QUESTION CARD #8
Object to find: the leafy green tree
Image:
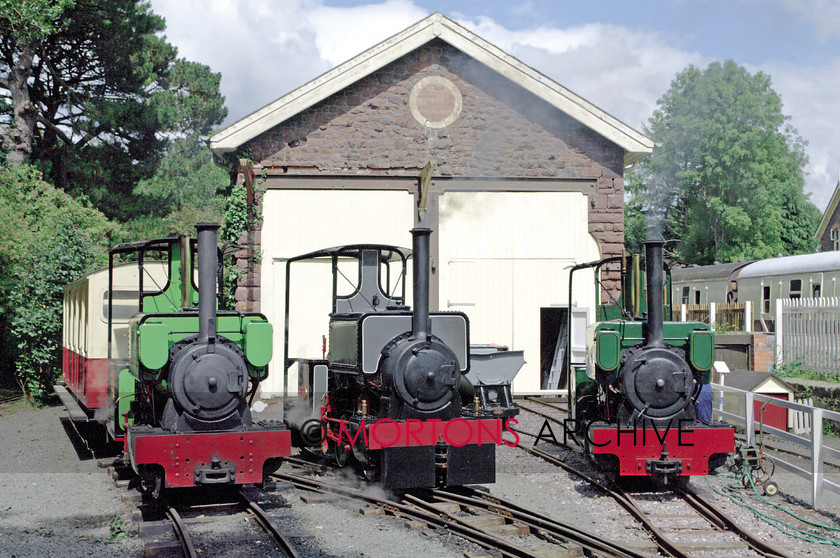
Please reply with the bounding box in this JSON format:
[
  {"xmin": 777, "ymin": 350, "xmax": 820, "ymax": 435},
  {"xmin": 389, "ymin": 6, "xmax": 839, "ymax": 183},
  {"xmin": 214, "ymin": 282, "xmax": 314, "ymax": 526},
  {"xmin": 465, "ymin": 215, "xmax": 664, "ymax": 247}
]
[
  {"xmin": 0, "ymin": 0, "xmax": 75, "ymax": 163},
  {"xmin": 626, "ymin": 60, "xmax": 820, "ymax": 264},
  {"xmin": 0, "ymin": 162, "xmax": 116, "ymax": 402},
  {"xmin": 0, "ymin": 0, "xmax": 227, "ymax": 220},
  {"xmin": 129, "ymin": 133, "xmax": 229, "ymax": 238}
]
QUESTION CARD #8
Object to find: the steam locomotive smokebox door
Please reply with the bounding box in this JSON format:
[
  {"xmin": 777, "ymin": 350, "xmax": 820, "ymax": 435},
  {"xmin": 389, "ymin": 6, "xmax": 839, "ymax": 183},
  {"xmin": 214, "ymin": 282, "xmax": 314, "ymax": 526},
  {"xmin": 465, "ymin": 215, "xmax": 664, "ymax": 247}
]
[
  {"xmin": 382, "ymin": 446, "xmax": 436, "ymax": 489},
  {"xmin": 447, "ymin": 444, "xmax": 495, "ymax": 486}
]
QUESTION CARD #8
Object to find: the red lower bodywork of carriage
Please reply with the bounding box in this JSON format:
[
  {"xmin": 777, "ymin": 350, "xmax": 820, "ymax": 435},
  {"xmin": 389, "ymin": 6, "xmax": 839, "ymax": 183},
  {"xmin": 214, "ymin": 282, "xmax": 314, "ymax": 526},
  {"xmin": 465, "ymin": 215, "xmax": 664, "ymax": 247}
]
[{"xmin": 62, "ymin": 347, "xmax": 108, "ymax": 410}]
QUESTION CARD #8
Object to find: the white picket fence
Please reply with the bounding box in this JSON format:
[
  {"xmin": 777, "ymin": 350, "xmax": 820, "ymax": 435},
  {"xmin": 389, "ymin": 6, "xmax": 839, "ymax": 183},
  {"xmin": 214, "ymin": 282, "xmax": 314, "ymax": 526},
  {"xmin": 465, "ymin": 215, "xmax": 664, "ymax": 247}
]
[
  {"xmin": 793, "ymin": 397, "xmax": 814, "ymax": 435},
  {"xmin": 776, "ymin": 297, "xmax": 840, "ymax": 375}
]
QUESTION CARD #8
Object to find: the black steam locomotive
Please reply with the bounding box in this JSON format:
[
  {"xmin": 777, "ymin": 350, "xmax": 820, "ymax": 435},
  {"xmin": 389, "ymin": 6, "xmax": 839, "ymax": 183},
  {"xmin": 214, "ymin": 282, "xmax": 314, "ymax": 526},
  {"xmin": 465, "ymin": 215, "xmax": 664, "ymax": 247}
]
[
  {"xmin": 284, "ymin": 228, "xmax": 512, "ymax": 489},
  {"xmin": 568, "ymin": 239, "xmax": 734, "ymax": 486}
]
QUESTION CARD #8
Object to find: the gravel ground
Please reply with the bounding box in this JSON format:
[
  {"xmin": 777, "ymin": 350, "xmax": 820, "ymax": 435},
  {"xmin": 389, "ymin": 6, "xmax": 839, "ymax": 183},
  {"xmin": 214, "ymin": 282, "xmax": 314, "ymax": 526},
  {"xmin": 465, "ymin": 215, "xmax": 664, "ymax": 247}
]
[
  {"xmin": 0, "ymin": 402, "xmax": 142, "ymax": 558},
  {"xmin": 5, "ymin": 397, "xmax": 840, "ymax": 558},
  {"xmin": 511, "ymin": 404, "xmax": 840, "ymax": 557}
]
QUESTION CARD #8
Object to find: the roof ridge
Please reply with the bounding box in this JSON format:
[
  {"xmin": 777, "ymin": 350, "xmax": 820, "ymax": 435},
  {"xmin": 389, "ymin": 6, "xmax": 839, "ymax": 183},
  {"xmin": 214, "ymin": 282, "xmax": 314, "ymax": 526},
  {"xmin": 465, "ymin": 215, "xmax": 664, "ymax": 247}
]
[{"xmin": 208, "ymin": 12, "xmax": 653, "ymax": 163}]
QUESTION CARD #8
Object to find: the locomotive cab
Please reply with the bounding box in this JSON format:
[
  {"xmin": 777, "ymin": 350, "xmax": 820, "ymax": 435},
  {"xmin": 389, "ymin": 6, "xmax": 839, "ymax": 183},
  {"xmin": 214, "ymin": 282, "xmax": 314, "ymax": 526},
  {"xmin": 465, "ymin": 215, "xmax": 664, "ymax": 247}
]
[{"xmin": 285, "ymin": 228, "xmax": 507, "ymax": 489}]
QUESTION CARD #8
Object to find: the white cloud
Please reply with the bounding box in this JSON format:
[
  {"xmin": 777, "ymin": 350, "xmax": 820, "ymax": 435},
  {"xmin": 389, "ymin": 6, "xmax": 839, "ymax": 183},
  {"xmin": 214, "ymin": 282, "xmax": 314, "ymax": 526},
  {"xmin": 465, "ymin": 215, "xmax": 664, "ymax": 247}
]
[
  {"xmin": 452, "ymin": 16, "xmax": 707, "ymax": 137},
  {"xmin": 150, "ymin": 0, "xmax": 838, "ymax": 210},
  {"xmin": 778, "ymin": 0, "xmax": 840, "ymax": 40},
  {"xmin": 151, "ymin": 0, "xmax": 332, "ymax": 124},
  {"xmin": 307, "ymin": 0, "xmax": 429, "ymax": 66},
  {"xmin": 761, "ymin": 58, "xmax": 840, "ymax": 209}
]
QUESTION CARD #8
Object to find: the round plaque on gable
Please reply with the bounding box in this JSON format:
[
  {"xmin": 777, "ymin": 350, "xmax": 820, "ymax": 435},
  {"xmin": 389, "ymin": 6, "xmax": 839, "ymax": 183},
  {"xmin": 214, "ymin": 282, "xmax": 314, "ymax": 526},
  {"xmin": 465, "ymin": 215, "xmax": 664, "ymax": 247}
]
[{"xmin": 409, "ymin": 76, "xmax": 462, "ymax": 129}]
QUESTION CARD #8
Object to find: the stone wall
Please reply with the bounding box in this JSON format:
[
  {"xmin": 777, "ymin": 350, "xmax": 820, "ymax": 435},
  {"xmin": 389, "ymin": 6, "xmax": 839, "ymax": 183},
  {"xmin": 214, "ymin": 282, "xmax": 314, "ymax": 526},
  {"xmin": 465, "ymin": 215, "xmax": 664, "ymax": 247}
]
[{"xmin": 235, "ymin": 39, "xmax": 626, "ymax": 309}]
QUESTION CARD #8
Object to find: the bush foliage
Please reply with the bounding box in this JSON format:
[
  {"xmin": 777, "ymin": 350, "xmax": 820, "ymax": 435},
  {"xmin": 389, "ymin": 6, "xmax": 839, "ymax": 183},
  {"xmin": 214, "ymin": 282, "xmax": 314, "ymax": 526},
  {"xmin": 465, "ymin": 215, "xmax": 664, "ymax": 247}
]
[{"xmin": 0, "ymin": 163, "xmax": 117, "ymax": 403}]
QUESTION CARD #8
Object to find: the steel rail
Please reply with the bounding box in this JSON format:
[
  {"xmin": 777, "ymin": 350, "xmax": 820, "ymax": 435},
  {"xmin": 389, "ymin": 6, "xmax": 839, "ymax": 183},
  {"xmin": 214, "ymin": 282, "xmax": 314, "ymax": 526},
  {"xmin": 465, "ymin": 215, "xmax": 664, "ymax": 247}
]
[
  {"xmin": 239, "ymin": 491, "xmax": 301, "ymax": 558},
  {"xmin": 431, "ymin": 486, "xmax": 649, "ymax": 558},
  {"xmin": 679, "ymin": 486, "xmax": 790, "ymax": 558},
  {"xmin": 0, "ymin": 394, "xmax": 24, "ymax": 405},
  {"xmin": 516, "ymin": 442, "xmax": 689, "ymax": 558},
  {"xmin": 517, "ymin": 439, "xmax": 790, "ymax": 558},
  {"xmin": 516, "ymin": 401, "xmax": 568, "ymax": 427},
  {"xmin": 282, "ymin": 455, "xmax": 328, "ymax": 472},
  {"xmin": 401, "ymin": 493, "xmax": 550, "ymax": 558},
  {"xmin": 166, "ymin": 507, "xmax": 197, "ymax": 558},
  {"xmin": 283, "ymin": 452, "xmax": 638, "ymax": 556},
  {"xmin": 272, "ymin": 471, "xmax": 547, "ymax": 558},
  {"xmin": 522, "ymin": 396, "xmax": 569, "ymax": 415}
]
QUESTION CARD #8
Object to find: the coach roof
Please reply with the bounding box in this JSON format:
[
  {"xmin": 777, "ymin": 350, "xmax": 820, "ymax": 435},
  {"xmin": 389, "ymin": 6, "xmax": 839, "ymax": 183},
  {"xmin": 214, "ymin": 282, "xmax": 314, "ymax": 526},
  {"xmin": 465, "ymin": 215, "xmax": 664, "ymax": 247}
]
[
  {"xmin": 670, "ymin": 261, "xmax": 753, "ymax": 283},
  {"xmin": 737, "ymin": 251, "xmax": 840, "ymax": 278}
]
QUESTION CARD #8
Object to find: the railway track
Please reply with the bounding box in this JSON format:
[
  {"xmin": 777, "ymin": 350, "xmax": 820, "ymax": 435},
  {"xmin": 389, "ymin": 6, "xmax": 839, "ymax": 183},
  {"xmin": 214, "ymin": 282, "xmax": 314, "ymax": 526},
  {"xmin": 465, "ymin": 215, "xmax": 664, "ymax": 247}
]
[
  {"xmin": 139, "ymin": 487, "xmax": 300, "ymax": 557},
  {"xmin": 514, "ymin": 405, "xmax": 790, "ymax": 557},
  {"xmin": 272, "ymin": 467, "xmax": 649, "ymax": 558},
  {"xmin": 522, "ymin": 396, "xmax": 569, "ymax": 414},
  {"xmin": 0, "ymin": 393, "xmax": 24, "ymax": 405}
]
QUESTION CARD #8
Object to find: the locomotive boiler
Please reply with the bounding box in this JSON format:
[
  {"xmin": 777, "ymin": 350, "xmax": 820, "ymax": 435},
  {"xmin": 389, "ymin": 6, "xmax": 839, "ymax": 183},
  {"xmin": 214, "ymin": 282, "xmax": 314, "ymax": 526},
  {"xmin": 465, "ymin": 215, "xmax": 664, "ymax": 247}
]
[
  {"xmin": 284, "ymin": 227, "xmax": 513, "ymax": 489},
  {"xmin": 60, "ymin": 224, "xmax": 290, "ymax": 495},
  {"xmin": 568, "ymin": 239, "xmax": 734, "ymax": 486}
]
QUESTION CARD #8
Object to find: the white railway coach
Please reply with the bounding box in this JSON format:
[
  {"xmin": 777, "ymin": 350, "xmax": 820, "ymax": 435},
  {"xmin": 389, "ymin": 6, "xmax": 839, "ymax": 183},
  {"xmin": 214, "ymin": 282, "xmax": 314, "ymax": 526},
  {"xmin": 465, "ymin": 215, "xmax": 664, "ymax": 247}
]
[
  {"xmin": 671, "ymin": 251, "xmax": 840, "ymax": 331},
  {"xmin": 62, "ymin": 262, "xmax": 169, "ymax": 412}
]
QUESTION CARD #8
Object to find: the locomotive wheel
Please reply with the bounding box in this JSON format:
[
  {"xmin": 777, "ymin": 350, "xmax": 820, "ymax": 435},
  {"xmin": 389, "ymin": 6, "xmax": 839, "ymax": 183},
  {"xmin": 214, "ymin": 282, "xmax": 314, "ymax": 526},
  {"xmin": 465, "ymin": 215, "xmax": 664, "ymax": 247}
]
[
  {"xmin": 360, "ymin": 455, "xmax": 380, "ymax": 482},
  {"xmin": 763, "ymin": 481, "xmax": 779, "ymax": 497},
  {"xmin": 334, "ymin": 441, "xmax": 350, "ymax": 467},
  {"xmin": 139, "ymin": 467, "xmax": 163, "ymax": 500},
  {"xmin": 334, "ymin": 415, "xmax": 352, "ymax": 467}
]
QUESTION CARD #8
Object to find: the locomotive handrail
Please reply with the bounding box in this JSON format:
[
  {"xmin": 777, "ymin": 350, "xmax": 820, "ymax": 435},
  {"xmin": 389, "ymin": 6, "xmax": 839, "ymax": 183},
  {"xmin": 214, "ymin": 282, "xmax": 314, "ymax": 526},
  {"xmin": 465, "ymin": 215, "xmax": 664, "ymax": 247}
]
[
  {"xmin": 712, "ymin": 382, "xmax": 840, "ymax": 509},
  {"xmin": 282, "ymin": 242, "xmax": 413, "ymax": 395}
]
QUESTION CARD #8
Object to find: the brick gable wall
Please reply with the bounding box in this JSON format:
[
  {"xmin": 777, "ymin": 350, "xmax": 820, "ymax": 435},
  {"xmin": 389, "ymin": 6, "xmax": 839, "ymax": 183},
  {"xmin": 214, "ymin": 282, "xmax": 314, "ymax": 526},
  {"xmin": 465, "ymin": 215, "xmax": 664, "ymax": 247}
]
[{"xmin": 819, "ymin": 205, "xmax": 840, "ymax": 252}]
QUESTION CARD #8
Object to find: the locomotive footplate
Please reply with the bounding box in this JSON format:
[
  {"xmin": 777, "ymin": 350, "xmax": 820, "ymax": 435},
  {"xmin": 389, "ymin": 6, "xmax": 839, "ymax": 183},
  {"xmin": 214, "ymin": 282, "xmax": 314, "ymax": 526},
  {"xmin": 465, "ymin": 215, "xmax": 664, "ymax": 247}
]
[{"xmin": 127, "ymin": 422, "xmax": 291, "ymax": 488}]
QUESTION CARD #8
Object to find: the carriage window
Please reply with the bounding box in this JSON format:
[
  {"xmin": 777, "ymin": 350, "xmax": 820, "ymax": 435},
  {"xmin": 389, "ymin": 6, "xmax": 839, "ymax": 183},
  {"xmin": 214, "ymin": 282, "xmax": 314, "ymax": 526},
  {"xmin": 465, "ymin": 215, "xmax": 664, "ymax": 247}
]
[
  {"xmin": 694, "ymin": 290, "xmax": 700, "ymax": 304},
  {"xmin": 813, "ymin": 284, "xmax": 821, "ymax": 298},
  {"xmin": 103, "ymin": 290, "xmax": 141, "ymax": 321},
  {"xmin": 681, "ymin": 287, "xmax": 689, "ymax": 305},
  {"xmin": 762, "ymin": 286, "xmax": 770, "ymax": 313},
  {"xmin": 789, "ymin": 279, "xmax": 801, "ymax": 299}
]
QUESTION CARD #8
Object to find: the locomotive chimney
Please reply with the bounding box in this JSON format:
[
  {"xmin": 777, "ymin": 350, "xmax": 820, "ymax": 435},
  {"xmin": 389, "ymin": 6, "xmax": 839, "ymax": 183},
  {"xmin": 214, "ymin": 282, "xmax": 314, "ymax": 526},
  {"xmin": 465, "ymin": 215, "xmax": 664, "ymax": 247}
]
[
  {"xmin": 196, "ymin": 223, "xmax": 220, "ymax": 345},
  {"xmin": 644, "ymin": 238, "xmax": 666, "ymax": 349},
  {"xmin": 410, "ymin": 227, "xmax": 432, "ymax": 340}
]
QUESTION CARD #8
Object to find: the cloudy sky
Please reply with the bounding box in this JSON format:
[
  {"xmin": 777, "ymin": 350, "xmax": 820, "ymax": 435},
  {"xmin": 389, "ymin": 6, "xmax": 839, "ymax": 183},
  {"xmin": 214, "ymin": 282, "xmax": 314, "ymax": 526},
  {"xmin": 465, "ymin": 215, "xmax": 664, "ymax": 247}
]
[{"xmin": 149, "ymin": 0, "xmax": 840, "ymax": 211}]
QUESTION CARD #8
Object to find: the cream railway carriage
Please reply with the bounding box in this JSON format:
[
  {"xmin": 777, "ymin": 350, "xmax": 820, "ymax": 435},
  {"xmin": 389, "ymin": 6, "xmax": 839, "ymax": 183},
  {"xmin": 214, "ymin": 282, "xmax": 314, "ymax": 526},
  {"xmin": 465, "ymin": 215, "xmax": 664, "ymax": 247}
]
[
  {"xmin": 670, "ymin": 251, "xmax": 840, "ymax": 331},
  {"xmin": 62, "ymin": 262, "xmax": 169, "ymax": 411}
]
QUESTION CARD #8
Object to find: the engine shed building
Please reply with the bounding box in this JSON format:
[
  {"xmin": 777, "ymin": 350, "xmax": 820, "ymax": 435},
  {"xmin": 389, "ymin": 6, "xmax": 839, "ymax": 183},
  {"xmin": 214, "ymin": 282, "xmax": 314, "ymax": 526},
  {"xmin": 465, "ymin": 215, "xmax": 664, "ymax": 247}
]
[
  {"xmin": 815, "ymin": 173, "xmax": 840, "ymax": 252},
  {"xmin": 208, "ymin": 13, "xmax": 653, "ymax": 396}
]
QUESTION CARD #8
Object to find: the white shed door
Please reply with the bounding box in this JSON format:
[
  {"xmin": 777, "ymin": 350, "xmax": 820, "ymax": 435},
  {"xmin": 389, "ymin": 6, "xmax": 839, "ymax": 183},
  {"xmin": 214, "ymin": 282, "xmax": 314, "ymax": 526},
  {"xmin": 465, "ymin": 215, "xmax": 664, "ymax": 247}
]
[
  {"xmin": 259, "ymin": 189, "xmax": 416, "ymax": 397},
  {"xmin": 439, "ymin": 191, "xmax": 600, "ymax": 393}
]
